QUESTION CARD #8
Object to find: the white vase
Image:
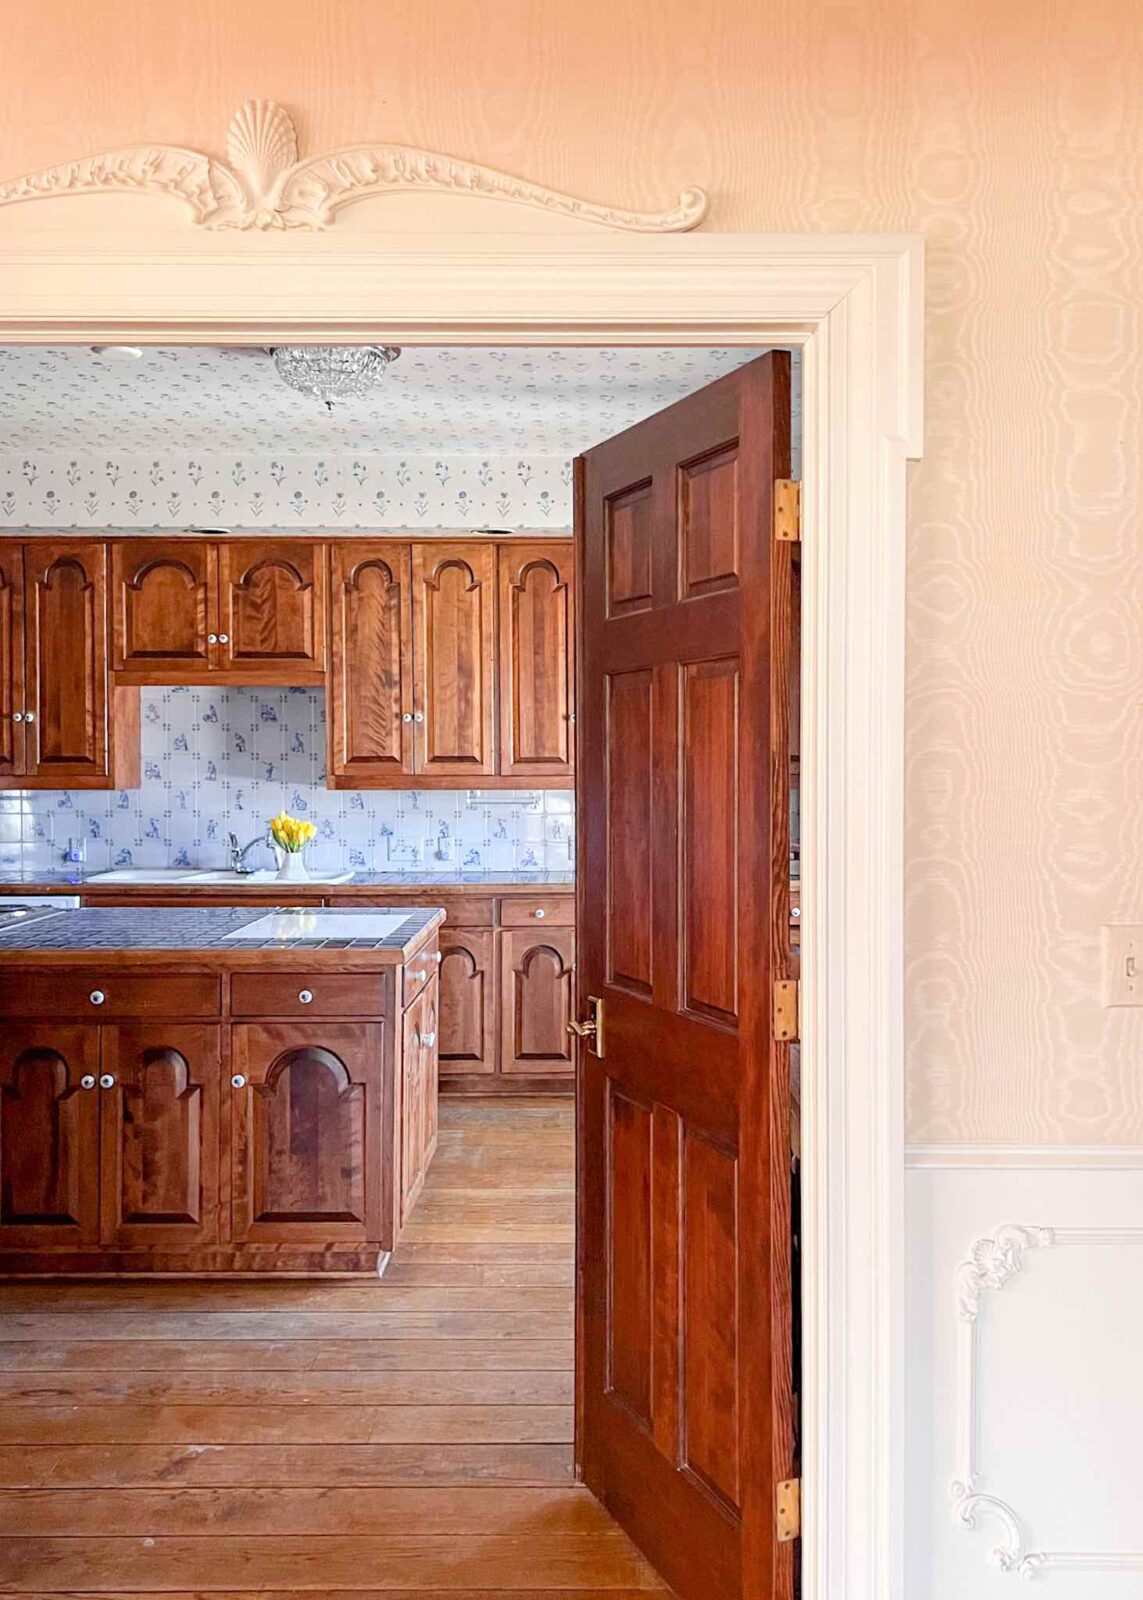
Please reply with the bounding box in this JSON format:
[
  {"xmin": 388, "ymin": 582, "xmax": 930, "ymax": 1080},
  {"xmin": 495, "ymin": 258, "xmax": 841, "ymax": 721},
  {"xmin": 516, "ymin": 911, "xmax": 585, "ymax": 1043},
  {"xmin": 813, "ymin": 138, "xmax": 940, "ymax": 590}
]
[{"xmin": 277, "ymin": 851, "xmax": 310, "ymax": 883}]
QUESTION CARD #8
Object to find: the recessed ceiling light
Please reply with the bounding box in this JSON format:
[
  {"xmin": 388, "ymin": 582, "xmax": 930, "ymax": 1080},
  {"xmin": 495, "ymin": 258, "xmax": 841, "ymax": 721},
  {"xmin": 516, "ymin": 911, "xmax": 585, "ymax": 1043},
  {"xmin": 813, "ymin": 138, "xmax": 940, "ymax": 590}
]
[{"xmin": 89, "ymin": 345, "xmax": 145, "ymax": 359}]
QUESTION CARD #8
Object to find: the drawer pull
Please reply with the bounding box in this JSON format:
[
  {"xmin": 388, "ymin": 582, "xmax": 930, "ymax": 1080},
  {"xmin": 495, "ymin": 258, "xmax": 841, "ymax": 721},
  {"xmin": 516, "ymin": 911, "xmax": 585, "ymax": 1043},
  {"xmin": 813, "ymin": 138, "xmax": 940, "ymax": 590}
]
[
  {"xmin": 80, "ymin": 1074, "xmax": 96, "ymax": 1090},
  {"xmin": 423, "ymin": 1030, "xmax": 437, "ymax": 1048},
  {"xmin": 24, "ymin": 712, "xmax": 34, "ymax": 724},
  {"xmin": 298, "ymin": 989, "xmax": 314, "ymax": 1005},
  {"xmin": 434, "ymin": 950, "xmax": 442, "ymax": 964},
  {"xmin": 534, "ymin": 908, "xmax": 546, "ymax": 919},
  {"xmin": 218, "ymin": 633, "xmax": 230, "ymax": 644},
  {"xmin": 413, "ymin": 711, "xmax": 424, "ymax": 723},
  {"xmin": 231, "ymin": 1073, "xmax": 247, "ymax": 1089},
  {"xmin": 89, "ymin": 989, "xmax": 106, "ymax": 1006},
  {"xmin": 98, "ymin": 1073, "xmax": 115, "ymax": 1089},
  {"xmin": 402, "ymin": 712, "xmax": 413, "ymax": 723},
  {"xmin": 11, "ymin": 712, "xmax": 22, "ymax": 723},
  {"xmin": 207, "ymin": 633, "xmax": 218, "ymax": 644}
]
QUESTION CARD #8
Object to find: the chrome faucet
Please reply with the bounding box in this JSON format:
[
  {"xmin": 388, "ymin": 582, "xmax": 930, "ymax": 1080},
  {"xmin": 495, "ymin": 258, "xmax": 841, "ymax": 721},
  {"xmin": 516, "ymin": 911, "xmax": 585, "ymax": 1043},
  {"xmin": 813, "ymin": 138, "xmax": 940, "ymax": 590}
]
[{"xmin": 228, "ymin": 831, "xmax": 271, "ymax": 875}]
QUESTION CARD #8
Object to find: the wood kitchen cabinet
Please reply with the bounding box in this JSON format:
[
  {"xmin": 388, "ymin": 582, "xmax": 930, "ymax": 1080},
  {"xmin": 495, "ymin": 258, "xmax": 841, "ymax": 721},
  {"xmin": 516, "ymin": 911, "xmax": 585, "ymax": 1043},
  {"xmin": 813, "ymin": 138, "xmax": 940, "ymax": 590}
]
[
  {"xmin": 400, "ymin": 974, "xmax": 439, "ymax": 1225},
  {"xmin": 328, "ymin": 542, "xmax": 415, "ymax": 783},
  {"xmin": 437, "ymin": 926, "xmax": 497, "ymax": 1080},
  {"xmin": 0, "ymin": 540, "xmax": 139, "ymax": 789},
  {"xmin": 99, "ymin": 1022, "xmax": 222, "ymax": 1250},
  {"xmin": 0, "ymin": 1023, "xmax": 102, "ymax": 1249},
  {"xmin": 230, "ymin": 1021, "xmax": 385, "ymax": 1248},
  {"xmin": 412, "ymin": 541, "xmax": 497, "ymax": 780},
  {"xmin": 499, "ymin": 922, "xmax": 576, "ymax": 1076},
  {"xmin": 111, "ymin": 538, "xmax": 327, "ymax": 684},
  {"xmin": 498, "ymin": 542, "xmax": 575, "ymax": 779}
]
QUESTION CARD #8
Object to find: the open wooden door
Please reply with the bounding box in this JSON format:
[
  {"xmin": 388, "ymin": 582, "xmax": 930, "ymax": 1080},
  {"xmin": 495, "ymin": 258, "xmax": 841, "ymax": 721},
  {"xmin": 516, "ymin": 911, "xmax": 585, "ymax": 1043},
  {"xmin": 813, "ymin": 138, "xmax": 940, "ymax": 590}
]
[{"xmin": 575, "ymin": 352, "xmax": 796, "ymax": 1600}]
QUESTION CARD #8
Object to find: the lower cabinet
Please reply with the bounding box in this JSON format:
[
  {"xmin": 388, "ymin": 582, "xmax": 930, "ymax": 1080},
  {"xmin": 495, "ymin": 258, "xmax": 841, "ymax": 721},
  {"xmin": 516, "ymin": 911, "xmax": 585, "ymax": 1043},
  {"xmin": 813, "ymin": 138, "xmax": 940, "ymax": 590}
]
[
  {"xmin": 438, "ymin": 927, "xmax": 497, "ymax": 1078},
  {"xmin": 0, "ymin": 1023, "xmax": 101, "ymax": 1249},
  {"xmin": 499, "ymin": 926, "xmax": 576, "ymax": 1076},
  {"xmin": 99, "ymin": 1023, "xmax": 222, "ymax": 1250},
  {"xmin": 231, "ymin": 1022, "xmax": 385, "ymax": 1247},
  {"xmin": 400, "ymin": 975, "xmax": 439, "ymax": 1225}
]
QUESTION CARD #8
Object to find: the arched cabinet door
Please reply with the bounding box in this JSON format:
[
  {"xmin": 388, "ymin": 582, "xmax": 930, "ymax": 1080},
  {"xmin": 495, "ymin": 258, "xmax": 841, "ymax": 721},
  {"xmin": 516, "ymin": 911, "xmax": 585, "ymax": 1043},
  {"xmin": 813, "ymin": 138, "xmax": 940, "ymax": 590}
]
[
  {"xmin": 112, "ymin": 540, "xmax": 215, "ymax": 677},
  {"xmin": 98, "ymin": 1024, "xmax": 221, "ymax": 1249},
  {"xmin": 499, "ymin": 926, "xmax": 576, "ymax": 1075},
  {"xmin": 230, "ymin": 1023, "xmax": 384, "ymax": 1246},
  {"xmin": 218, "ymin": 540, "xmax": 328, "ymax": 682},
  {"xmin": 498, "ymin": 542, "xmax": 575, "ymax": 780},
  {"xmin": 0, "ymin": 542, "xmax": 26, "ymax": 781},
  {"xmin": 0, "ymin": 1025, "xmax": 100, "ymax": 1249},
  {"xmin": 412, "ymin": 543, "xmax": 496, "ymax": 777},
  {"xmin": 328, "ymin": 543, "xmax": 414, "ymax": 782},
  {"xmin": 23, "ymin": 541, "xmax": 112, "ymax": 783},
  {"xmin": 437, "ymin": 927, "xmax": 497, "ymax": 1079}
]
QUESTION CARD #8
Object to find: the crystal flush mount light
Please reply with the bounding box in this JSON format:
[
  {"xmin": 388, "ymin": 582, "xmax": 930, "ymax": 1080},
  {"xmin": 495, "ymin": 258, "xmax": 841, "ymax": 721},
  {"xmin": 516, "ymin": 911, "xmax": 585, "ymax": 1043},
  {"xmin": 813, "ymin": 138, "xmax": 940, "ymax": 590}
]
[{"xmin": 270, "ymin": 345, "xmax": 401, "ymax": 410}]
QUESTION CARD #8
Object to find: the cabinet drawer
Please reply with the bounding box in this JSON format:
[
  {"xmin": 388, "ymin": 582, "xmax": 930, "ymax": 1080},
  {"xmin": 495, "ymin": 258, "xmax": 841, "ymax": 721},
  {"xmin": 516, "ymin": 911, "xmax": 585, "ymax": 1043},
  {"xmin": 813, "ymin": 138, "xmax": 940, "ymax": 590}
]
[
  {"xmin": 0, "ymin": 972, "xmax": 221, "ymax": 1019},
  {"xmin": 402, "ymin": 939, "xmax": 440, "ymax": 1010},
  {"xmin": 499, "ymin": 895, "xmax": 574, "ymax": 927},
  {"xmin": 230, "ymin": 972, "xmax": 387, "ymax": 1019}
]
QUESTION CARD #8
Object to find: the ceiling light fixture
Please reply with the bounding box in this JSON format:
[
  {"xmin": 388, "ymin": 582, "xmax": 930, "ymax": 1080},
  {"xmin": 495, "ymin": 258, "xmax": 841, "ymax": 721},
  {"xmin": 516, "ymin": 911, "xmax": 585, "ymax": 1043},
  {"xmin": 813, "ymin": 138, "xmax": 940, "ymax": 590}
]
[{"xmin": 270, "ymin": 345, "xmax": 401, "ymax": 410}]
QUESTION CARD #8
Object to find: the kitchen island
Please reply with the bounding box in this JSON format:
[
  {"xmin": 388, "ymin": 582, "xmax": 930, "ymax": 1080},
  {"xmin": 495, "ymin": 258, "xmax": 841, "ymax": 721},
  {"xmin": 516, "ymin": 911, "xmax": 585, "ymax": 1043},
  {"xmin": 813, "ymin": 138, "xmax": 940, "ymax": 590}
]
[{"xmin": 0, "ymin": 904, "xmax": 443, "ymax": 1276}]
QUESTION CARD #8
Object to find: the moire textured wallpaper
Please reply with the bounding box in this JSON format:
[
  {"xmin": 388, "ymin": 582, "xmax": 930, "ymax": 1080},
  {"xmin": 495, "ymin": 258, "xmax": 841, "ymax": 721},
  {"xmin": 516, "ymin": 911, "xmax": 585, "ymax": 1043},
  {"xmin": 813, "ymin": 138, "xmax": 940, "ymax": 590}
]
[{"xmin": 2, "ymin": 0, "xmax": 1140, "ymax": 1142}]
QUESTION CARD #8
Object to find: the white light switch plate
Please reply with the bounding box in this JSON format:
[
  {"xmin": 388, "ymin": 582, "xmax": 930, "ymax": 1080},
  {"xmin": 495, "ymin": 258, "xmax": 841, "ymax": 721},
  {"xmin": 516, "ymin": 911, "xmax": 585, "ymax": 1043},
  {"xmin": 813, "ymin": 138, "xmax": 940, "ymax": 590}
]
[{"xmin": 1101, "ymin": 925, "xmax": 1143, "ymax": 1005}]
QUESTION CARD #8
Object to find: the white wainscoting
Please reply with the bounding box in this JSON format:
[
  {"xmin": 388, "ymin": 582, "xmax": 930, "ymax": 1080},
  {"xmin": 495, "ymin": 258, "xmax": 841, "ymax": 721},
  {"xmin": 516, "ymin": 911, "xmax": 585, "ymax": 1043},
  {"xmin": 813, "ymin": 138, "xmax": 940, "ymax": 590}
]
[{"xmin": 906, "ymin": 1159, "xmax": 1143, "ymax": 1598}]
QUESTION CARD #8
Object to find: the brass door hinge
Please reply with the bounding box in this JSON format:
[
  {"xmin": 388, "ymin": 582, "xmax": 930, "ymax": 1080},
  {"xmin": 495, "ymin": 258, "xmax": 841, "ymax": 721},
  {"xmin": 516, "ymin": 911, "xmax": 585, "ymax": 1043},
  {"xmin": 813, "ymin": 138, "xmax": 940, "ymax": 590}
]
[
  {"xmin": 776, "ymin": 1477, "xmax": 801, "ymax": 1542},
  {"xmin": 774, "ymin": 478, "xmax": 801, "ymax": 543},
  {"xmin": 773, "ymin": 979, "xmax": 799, "ymax": 1042}
]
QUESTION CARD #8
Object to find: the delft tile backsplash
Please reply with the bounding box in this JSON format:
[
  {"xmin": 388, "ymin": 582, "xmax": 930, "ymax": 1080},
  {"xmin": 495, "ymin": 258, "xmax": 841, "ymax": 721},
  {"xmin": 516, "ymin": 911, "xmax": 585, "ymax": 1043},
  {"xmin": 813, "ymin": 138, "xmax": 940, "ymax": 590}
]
[{"xmin": 0, "ymin": 686, "xmax": 575, "ymax": 877}]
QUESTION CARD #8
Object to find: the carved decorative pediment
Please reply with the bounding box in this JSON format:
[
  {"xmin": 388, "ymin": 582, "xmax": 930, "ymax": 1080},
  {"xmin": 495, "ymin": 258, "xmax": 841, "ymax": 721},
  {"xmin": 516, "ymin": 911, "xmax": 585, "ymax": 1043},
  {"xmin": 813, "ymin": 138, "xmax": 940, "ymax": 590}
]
[{"xmin": 0, "ymin": 99, "xmax": 709, "ymax": 233}]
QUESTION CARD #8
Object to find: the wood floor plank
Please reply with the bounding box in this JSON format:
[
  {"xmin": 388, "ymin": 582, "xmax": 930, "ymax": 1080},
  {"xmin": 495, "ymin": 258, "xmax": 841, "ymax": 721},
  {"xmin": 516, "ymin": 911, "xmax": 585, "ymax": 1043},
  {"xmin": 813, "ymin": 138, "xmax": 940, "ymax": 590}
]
[
  {"xmin": 0, "ymin": 1443, "xmax": 576, "ymax": 1489},
  {"xmin": 0, "ymin": 1369, "xmax": 573, "ymax": 1407},
  {"xmin": 0, "ymin": 1484, "xmax": 614, "ymax": 1537},
  {"xmin": 0, "ymin": 1533, "xmax": 661, "ymax": 1591},
  {"xmin": 0, "ymin": 1285, "xmax": 575, "ymax": 1314},
  {"xmin": 0, "ymin": 1312, "xmax": 571, "ymax": 1341},
  {"xmin": 0, "ymin": 1404, "xmax": 573, "ymax": 1446},
  {"xmin": 0, "ymin": 1340, "xmax": 575, "ymax": 1373}
]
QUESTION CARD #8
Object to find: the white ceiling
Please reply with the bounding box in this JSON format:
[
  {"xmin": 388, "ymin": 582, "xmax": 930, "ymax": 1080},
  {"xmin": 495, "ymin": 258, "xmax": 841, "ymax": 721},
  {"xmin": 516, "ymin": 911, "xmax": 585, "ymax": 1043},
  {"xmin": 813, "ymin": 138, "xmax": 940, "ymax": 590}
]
[{"xmin": 0, "ymin": 345, "xmax": 765, "ymax": 456}]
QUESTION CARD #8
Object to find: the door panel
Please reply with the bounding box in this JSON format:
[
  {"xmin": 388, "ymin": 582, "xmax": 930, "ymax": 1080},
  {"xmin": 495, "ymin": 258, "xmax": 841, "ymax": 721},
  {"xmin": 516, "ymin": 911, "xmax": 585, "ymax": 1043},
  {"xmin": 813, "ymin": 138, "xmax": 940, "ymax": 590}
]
[
  {"xmin": 328, "ymin": 543, "xmax": 414, "ymax": 782},
  {"xmin": 24, "ymin": 541, "xmax": 109, "ymax": 782},
  {"xmin": 498, "ymin": 541, "xmax": 575, "ymax": 778},
  {"xmin": 112, "ymin": 539, "xmax": 215, "ymax": 677},
  {"xmin": 0, "ymin": 1025, "xmax": 100, "ymax": 1248},
  {"xmin": 437, "ymin": 927, "xmax": 497, "ymax": 1078},
  {"xmin": 0, "ymin": 543, "xmax": 25, "ymax": 779},
  {"xmin": 218, "ymin": 540, "xmax": 327, "ymax": 680},
  {"xmin": 499, "ymin": 926, "xmax": 575, "ymax": 1075},
  {"xmin": 577, "ymin": 352, "xmax": 795, "ymax": 1600},
  {"xmin": 400, "ymin": 976, "xmax": 439, "ymax": 1225},
  {"xmin": 231, "ymin": 1022, "xmax": 383, "ymax": 1245},
  {"xmin": 412, "ymin": 542, "xmax": 496, "ymax": 777},
  {"xmin": 99, "ymin": 1023, "xmax": 221, "ymax": 1249}
]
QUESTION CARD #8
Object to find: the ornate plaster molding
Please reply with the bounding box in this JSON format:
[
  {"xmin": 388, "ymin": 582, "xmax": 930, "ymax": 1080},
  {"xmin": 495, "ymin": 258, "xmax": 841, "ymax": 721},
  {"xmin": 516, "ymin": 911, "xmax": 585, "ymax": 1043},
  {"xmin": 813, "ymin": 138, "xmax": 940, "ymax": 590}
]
[
  {"xmin": 953, "ymin": 1224, "xmax": 1143, "ymax": 1579},
  {"xmin": 0, "ymin": 99, "xmax": 709, "ymax": 233}
]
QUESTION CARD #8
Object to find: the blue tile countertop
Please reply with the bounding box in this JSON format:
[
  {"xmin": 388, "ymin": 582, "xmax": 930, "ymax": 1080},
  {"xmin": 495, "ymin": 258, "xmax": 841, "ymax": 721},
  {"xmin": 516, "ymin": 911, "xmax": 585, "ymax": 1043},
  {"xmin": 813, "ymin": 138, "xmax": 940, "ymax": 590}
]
[
  {"xmin": 0, "ymin": 869, "xmax": 574, "ymax": 893},
  {"xmin": 0, "ymin": 904, "xmax": 444, "ymax": 956}
]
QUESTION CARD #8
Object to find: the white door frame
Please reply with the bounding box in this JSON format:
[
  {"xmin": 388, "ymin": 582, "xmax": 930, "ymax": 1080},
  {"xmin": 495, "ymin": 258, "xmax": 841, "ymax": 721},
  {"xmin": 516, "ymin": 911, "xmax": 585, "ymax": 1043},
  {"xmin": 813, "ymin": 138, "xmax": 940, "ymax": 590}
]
[{"xmin": 0, "ymin": 222, "xmax": 923, "ymax": 1600}]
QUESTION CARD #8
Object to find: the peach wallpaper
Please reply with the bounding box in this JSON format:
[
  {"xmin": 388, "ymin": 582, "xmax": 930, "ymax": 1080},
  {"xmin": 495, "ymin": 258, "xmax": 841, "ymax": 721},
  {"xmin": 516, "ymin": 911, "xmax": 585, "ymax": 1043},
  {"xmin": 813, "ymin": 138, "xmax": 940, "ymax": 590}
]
[{"xmin": 2, "ymin": 0, "xmax": 1141, "ymax": 1143}]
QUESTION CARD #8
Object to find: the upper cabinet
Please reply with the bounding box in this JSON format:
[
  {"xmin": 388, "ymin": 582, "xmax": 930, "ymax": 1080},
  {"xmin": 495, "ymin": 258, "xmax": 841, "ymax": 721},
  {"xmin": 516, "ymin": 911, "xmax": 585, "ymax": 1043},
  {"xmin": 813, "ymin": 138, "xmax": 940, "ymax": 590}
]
[
  {"xmin": 0, "ymin": 540, "xmax": 139, "ymax": 790},
  {"xmin": 498, "ymin": 542, "xmax": 575, "ymax": 780},
  {"xmin": 112, "ymin": 538, "xmax": 327, "ymax": 684},
  {"xmin": 413, "ymin": 542, "xmax": 497, "ymax": 781},
  {"xmin": 112, "ymin": 539, "xmax": 214, "ymax": 677},
  {"xmin": 217, "ymin": 541, "xmax": 327, "ymax": 681},
  {"xmin": 328, "ymin": 543, "xmax": 415, "ymax": 784}
]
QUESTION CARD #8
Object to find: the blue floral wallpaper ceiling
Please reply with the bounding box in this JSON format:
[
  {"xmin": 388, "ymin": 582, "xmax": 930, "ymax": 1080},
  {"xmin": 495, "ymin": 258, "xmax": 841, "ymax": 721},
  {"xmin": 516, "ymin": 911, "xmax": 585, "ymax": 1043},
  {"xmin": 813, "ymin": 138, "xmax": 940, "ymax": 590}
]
[{"xmin": 0, "ymin": 344, "xmax": 799, "ymax": 874}]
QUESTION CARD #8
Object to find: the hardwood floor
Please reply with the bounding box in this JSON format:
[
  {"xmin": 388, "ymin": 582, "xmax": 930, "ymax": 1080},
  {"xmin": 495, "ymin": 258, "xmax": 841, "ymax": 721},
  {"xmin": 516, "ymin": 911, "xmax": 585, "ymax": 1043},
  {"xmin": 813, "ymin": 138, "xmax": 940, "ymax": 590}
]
[{"xmin": 0, "ymin": 1097, "xmax": 668, "ymax": 1598}]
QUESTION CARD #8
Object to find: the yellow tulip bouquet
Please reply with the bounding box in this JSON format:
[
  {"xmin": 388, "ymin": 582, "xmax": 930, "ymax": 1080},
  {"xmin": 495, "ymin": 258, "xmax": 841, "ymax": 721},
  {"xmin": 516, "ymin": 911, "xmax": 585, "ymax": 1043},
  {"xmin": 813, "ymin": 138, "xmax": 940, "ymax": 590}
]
[
  {"xmin": 269, "ymin": 811, "xmax": 317, "ymax": 853},
  {"xmin": 269, "ymin": 811, "xmax": 318, "ymax": 881}
]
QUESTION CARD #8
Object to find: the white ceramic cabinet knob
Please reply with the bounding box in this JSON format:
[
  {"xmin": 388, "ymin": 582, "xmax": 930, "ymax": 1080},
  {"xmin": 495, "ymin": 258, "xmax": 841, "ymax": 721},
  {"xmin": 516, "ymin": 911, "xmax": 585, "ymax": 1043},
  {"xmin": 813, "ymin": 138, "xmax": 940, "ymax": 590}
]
[
  {"xmin": 99, "ymin": 1073, "xmax": 115, "ymax": 1089},
  {"xmin": 80, "ymin": 1074, "xmax": 96, "ymax": 1090},
  {"xmin": 534, "ymin": 908, "xmax": 546, "ymax": 919},
  {"xmin": 423, "ymin": 1031, "xmax": 437, "ymax": 1048},
  {"xmin": 89, "ymin": 989, "xmax": 106, "ymax": 1006},
  {"xmin": 298, "ymin": 989, "xmax": 314, "ymax": 1005},
  {"xmin": 231, "ymin": 1074, "xmax": 247, "ymax": 1089},
  {"xmin": 207, "ymin": 633, "xmax": 218, "ymax": 644}
]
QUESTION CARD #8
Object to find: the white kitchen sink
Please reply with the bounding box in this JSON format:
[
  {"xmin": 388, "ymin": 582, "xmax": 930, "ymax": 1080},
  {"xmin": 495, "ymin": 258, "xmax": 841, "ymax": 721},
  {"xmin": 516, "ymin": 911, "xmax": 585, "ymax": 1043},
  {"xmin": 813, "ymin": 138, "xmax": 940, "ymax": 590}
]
[{"xmin": 86, "ymin": 867, "xmax": 356, "ymax": 886}]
